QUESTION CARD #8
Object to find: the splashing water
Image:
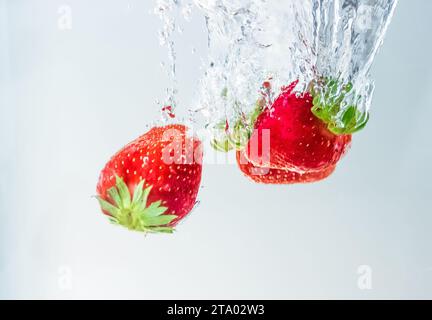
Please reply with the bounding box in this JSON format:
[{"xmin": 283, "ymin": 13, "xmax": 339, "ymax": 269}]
[
  {"xmin": 154, "ymin": 0, "xmax": 178, "ymax": 121},
  {"xmin": 154, "ymin": 1, "xmax": 398, "ymax": 135},
  {"xmin": 192, "ymin": 0, "xmax": 398, "ymax": 135}
]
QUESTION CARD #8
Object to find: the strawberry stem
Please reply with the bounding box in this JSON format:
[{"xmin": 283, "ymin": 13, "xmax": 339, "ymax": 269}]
[
  {"xmin": 97, "ymin": 176, "xmax": 177, "ymax": 234},
  {"xmin": 309, "ymin": 77, "xmax": 369, "ymax": 135}
]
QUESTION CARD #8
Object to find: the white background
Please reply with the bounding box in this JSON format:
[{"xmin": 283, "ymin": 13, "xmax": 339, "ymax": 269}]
[{"xmin": 1, "ymin": 0, "xmax": 432, "ymax": 299}]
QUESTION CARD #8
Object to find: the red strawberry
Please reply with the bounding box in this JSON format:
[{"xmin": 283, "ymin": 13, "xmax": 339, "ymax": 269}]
[
  {"xmin": 245, "ymin": 81, "xmax": 352, "ymax": 173},
  {"xmin": 236, "ymin": 149, "xmax": 335, "ymax": 184},
  {"xmin": 96, "ymin": 124, "xmax": 203, "ymax": 233}
]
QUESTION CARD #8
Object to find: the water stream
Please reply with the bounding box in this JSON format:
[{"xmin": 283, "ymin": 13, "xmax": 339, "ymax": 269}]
[{"xmin": 155, "ymin": 0, "xmax": 398, "ymax": 134}]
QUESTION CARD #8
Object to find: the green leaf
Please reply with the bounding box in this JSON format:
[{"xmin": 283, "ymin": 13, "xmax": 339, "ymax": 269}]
[
  {"xmin": 344, "ymin": 82, "xmax": 353, "ymax": 93},
  {"xmin": 144, "ymin": 205, "xmax": 168, "ymax": 218},
  {"xmin": 109, "ymin": 217, "xmax": 119, "ymax": 225},
  {"xmin": 351, "ymin": 112, "xmax": 369, "ymax": 133},
  {"xmin": 108, "ymin": 187, "xmax": 121, "ymax": 207},
  {"xmin": 149, "ymin": 226, "xmax": 175, "ymax": 234},
  {"xmin": 138, "ymin": 185, "xmax": 152, "ymax": 209},
  {"xmin": 310, "ymin": 77, "xmax": 369, "ymax": 135},
  {"xmin": 144, "ymin": 215, "xmax": 177, "ymax": 227},
  {"xmin": 342, "ymin": 106, "xmax": 356, "ymax": 128},
  {"xmin": 96, "ymin": 176, "xmax": 179, "ymax": 235},
  {"xmin": 148, "ymin": 200, "xmax": 162, "ymax": 209},
  {"xmin": 328, "ymin": 126, "xmax": 346, "ymax": 135},
  {"xmin": 96, "ymin": 196, "xmax": 119, "ymax": 217},
  {"xmin": 116, "ymin": 175, "xmax": 131, "ymax": 208},
  {"xmin": 132, "ymin": 180, "xmax": 145, "ymax": 204}
]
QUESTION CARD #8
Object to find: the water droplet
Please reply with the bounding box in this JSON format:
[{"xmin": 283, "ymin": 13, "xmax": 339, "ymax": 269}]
[{"xmin": 182, "ymin": 3, "xmax": 193, "ymax": 21}]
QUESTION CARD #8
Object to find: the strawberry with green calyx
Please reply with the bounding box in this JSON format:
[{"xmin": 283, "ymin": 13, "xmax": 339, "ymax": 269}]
[
  {"xmin": 244, "ymin": 81, "xmax": 352, "ymax": 173},
  {"xmin": 96, "ymin": 124, "xmax": 203, "ymax": 234},
  {"xmin": 212, "ymin": 77, "xmax": 364, "ymax": 184},
  {"xmin": 97, "ymin": 177, "xmax": 177, "ymax": 233},
  {"xmin": 212, "ymin": 77, "xmax": 367, "ymax": 155},
  {"xmin": 309, "ymin": 77, "xmax": 369, "ymax": 135}
]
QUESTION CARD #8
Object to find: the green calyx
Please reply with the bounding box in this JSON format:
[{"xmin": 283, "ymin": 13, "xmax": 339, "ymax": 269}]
[
  {"xmin": 211, "ymin": 77, "xmax": 368, "ymax": 150},
  {"xmin": 310, "ymin": 78, "xmax": 369, "ymax": 135},
  {"xmin": 210, "ymin": 100, "xmax": 264, "ymax": 153},
  {"xmin": 96, "ymin": 176, "xmax": 177, "ymax": 234}
]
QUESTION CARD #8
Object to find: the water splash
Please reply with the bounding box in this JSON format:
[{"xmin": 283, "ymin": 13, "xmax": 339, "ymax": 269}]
[
  {"xmin": 193, "ymin": 0, "xmax": 398, "ymax": 133},
  {"xmin": 155, "ymin": 0, "xmax": 198, "ymax": 121},
  {"xmin": 154, "ymin": 0, "xmax": 177, "ymax": 120}
]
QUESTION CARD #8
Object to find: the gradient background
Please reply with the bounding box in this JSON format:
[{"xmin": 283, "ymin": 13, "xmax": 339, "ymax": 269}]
[{"xmin": 1, "ymin": 0, "xmax": 431, "ymax": 299}]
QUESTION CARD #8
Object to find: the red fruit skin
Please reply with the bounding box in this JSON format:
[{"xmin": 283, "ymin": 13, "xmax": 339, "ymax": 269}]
[
  {"xmin": 246, "ymin": 83, "xmax": 352, "ymax": 172},
  {"xmin": 97, "ymin": 124, "xmax": 203, "ymax": 225},
  {"xmin": 237, "ymin": 150, "xmax": 335, "ymax": 184}
]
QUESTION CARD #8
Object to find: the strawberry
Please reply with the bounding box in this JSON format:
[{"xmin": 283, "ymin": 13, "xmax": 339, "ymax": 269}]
[
  {"xmin": 236, "ymin": 149, "xmax": 336, "ymax": 184},
  {"xmin": 244, "ymin": 81, "xmax": 352, "ymax": 173},
  {"xmin": 211, "ymin": 79, "xmax": 365, "ymax": 184},
  {"xmin": 96, "ymin": 124, "xmax": 203, "ymax": 233}
]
